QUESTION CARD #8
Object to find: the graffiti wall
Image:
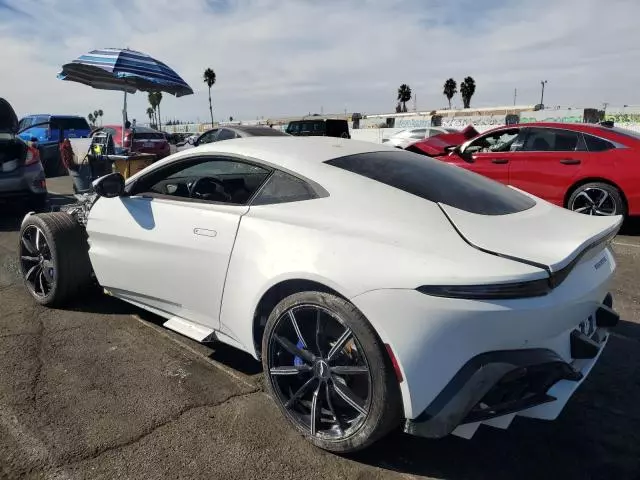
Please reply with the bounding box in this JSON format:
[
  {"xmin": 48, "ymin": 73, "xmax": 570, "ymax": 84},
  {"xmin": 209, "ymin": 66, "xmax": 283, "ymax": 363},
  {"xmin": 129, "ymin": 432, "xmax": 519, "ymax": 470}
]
[
  {"xmin": 604, "ymin": 107, "xmax": 640, "ymax": 128},
  {"xmin": 440, "ymin": 115, "xmax": 507, "ymax": 130},
  {"xmin": 393, "ymin": 116, "xmax": 433, "ymax": 129},
  {"xmin": 519, "ymin": 109, "xmax": 584, "ymax": 124}
]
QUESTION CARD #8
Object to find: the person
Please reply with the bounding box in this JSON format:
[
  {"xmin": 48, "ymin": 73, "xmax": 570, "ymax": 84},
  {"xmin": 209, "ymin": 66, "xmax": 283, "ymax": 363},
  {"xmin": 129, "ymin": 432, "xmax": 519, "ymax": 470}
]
[{"xmin": 60, "ymin": 138, "xmax": 92, "ymax": 193}]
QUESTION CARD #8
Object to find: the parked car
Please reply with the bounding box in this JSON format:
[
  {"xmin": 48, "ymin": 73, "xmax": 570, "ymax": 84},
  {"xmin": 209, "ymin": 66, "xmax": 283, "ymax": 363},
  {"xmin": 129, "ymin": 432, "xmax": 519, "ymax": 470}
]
[
  {"xmin": 382, "ymin": 126, "xmax": 460, "ymax": 149},
  {"xmin": 409, "ymin": 122, "xmax": 640, "ymax": 218},
  {"xmin": 18, "ymin": 137, "xmax": 621, "ymax": 452},
  {"xmin": 285, "ymin": 119, "xmax": 350, "ymax": 138},
  {"xmin": 179, "ymin": 125, "xmax": 289, "ymax": 151},
  {"xmin": 90, "ymin": 125, "xmax": 171, "ymax": 160},
  {"xmin": 0, "ymin": 98, "xmax": 47, "ymax": 210},
  {"xmin": 17, "ymin": 114, "xmax": 91, "ymax": 177}
]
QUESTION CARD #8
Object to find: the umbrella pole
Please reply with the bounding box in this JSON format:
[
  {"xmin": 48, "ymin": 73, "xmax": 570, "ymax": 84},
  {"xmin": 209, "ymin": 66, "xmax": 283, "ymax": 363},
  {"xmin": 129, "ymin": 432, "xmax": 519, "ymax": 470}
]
[{"xmin": 122, "ymin": 90, "xmax": 127, "ymax": 148}]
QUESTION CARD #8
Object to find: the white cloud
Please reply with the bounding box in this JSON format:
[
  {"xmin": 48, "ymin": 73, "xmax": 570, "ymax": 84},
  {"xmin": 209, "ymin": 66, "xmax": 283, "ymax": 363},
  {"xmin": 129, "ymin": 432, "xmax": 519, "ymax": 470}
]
[{"xmin": 1, "ymin": 0, "xmax": 639, "ymax": 125}]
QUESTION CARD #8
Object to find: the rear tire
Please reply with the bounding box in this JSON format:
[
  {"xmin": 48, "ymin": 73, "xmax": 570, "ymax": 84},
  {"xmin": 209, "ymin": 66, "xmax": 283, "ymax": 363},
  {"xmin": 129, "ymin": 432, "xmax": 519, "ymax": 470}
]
[
  {"xmin": 262, "ymin": 291, "xmax": 403, "ymax": 453},
  {"xmin": 567, "ymin": 182, "xmax": 626, "ymax": 217},
  {"xmin": 18, "ymin": 213, "xmax": 93, "ymax": 307}
]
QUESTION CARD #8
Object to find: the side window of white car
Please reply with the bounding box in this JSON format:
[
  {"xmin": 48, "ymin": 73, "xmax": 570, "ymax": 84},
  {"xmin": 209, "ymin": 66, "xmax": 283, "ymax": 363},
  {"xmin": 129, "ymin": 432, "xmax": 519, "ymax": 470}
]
[
  {"xmin": 131, "ymin": 156, "xmax": 271, "ymax": 205},
  {"xmin": 251, "ymin": 170, "xmax": 319, "ymax": 205}
]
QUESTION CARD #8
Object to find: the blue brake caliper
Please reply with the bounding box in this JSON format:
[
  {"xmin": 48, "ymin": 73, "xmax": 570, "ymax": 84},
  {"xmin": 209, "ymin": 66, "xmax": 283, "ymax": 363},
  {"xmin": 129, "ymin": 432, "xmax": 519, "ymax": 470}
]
[{"xmin": 294, "ymin": 340, "xmax": 305, "ymax": 366}]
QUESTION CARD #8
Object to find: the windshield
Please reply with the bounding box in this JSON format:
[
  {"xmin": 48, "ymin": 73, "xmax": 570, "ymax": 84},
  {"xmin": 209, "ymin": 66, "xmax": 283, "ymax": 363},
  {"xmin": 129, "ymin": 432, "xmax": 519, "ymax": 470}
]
[
  {"xmin": 325, "ymin": 150, "xmax": 536, "ymax": 215},
  {"xmin": 392, "ymin": 130, "xmax": 414, "ymax": 139}
]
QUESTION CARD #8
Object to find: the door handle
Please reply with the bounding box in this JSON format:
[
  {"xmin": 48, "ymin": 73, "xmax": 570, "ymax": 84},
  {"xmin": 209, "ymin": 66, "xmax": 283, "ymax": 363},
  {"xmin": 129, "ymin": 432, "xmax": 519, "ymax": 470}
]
[
  {"xmin": 194, "ymin": 228, "xmax": 217, "ymax": 238},
  {"xmin": 560, "ymin": 158, "xmax": 581, "ymax": 165},
  {"xmin": 491, "ymin": 159, "xmax": 509, "ymax": 164}
]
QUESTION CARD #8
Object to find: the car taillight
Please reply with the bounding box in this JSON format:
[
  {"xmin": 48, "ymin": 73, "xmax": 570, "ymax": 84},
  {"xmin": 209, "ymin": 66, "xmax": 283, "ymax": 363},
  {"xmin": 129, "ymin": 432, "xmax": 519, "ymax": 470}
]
[
  {"xmin": 25, "ymin": 144, "xmax": 41, "ymax": 166},
  {"xmin": 417, "ymin": 278, "xmax": 551, "ymax": 300}
]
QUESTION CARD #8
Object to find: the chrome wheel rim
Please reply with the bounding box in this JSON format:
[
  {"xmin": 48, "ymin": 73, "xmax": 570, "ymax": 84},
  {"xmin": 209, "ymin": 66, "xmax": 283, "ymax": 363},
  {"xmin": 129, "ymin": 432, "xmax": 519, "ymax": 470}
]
[
  {"xmin": 267, "ymin": 304, "xmax": 372, "ymax": 440},
  {"xmin": 570, "ymin": 188, "xmax": 617, "ymax": 216},
  {"xmin": 19, "ymin": 226, "xmax": 55, "ymax": 297}
]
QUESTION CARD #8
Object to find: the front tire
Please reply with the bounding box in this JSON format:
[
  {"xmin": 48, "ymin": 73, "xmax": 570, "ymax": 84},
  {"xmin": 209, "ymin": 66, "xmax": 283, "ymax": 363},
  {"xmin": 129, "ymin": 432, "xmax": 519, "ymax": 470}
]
[
  {"xmin": 261, "ymin": 291, "xmax": 402, "ymax": 453},
  {"xmin": 18, "ymin": 213, "xmax": 93, "ymax": 307},
  {"xmin": 567, "ymin": 182, "xmax": 626, "ymax": 217}
]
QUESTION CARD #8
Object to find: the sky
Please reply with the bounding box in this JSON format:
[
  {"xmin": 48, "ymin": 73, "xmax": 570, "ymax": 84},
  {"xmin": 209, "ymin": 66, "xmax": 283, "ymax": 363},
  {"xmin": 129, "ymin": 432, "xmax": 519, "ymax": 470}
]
[{"xmin": 1, "ymin": 0, "xmax": 639, "ymax": 125}]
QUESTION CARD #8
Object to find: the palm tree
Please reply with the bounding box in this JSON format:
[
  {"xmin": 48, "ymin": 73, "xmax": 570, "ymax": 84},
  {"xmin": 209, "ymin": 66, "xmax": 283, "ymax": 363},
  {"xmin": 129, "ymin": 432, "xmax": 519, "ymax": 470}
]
[
  {"xmin": 460, "ymin": 76, "xmax": 476, "ymax": 109},
  {"xmin": 203, "ymin": 68, "xmax": 216, "ymax": 126},
  {"xmin": 397, "ymin": 84, "xmax": 412, "ymax": 113},
  {"xmin": 155, "ymin": 92, "xmax": 163, "ymax": 131},
  {"xmin": 148, "ymin": 92, "xmax": 158, "ymax": 127},
  {"xmin": 443, "ymin": 78, "xmax": 457, "ymax": 109},
  {"xmin": 87, "ymin": 113, "xmax": 95, "ymax": 127},
  {"xmin": 146, "ymin": 107, "xmax": 155, "ymax": 125},
  {"xmin": 97, "ymin": 109, "xmax": 103, "ymax": 126}
]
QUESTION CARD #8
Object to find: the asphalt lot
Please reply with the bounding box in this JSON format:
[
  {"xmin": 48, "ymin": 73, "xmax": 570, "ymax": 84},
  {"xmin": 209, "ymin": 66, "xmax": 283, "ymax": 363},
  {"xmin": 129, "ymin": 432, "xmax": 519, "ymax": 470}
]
[{"xmin": 1, "ymin": 176, "xmax": 640, "ymax": 479}]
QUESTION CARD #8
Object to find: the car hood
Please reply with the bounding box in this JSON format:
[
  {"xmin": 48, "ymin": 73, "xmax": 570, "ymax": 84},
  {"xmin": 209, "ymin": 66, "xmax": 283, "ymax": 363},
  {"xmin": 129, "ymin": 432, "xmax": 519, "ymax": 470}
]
[
  {"xmin": 409, "ymin": 125, "xmax": 478, "ymax": 156},
  {"xmin": 0, "ymin": 98, "xmax": 19, "ymax": 135}
]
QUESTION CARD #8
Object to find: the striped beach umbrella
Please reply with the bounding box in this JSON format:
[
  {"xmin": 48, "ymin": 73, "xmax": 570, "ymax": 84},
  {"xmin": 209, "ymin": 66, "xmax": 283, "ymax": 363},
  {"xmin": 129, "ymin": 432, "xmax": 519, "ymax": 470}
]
[{"xmin": 58, "ymin": 48, "xmax": 193, "ymax": 143}]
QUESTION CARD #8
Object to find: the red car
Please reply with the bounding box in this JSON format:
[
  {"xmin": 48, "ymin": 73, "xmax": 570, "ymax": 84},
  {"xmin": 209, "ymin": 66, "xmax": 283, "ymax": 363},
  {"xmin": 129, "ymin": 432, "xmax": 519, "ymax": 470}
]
[
  {"xmin": 91, "ymin": 124, "xmax": 171, "ymax": 160},
  {"xmin": 408, "ymin": 122, "xmax": 640, "ymax": 217}
]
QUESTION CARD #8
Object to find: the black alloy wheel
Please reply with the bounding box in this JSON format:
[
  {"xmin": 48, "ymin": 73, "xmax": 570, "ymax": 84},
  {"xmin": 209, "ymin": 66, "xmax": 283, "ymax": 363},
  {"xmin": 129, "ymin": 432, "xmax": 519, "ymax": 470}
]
[
  {"xmin": 267, "ymin": 304, "xmax": 372, "ymax": 440},
  {"xmin": 19, "ymin": 225, "xmax": 55, "ymax": 297}
]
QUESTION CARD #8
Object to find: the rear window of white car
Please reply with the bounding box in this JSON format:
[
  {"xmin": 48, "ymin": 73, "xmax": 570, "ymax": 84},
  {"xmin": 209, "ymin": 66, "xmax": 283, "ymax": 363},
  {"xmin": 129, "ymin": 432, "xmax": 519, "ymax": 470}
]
[{"xmin": 325, "ymin": 150, "xmax": 536, "ymax": 215}]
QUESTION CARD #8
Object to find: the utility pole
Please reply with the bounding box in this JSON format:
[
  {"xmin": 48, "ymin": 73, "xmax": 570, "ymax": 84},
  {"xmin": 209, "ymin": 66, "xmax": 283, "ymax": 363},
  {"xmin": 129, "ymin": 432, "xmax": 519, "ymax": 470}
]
[
  {"xmin": 513, "ymin": 88, "xmax": 517, "ymax": 106},
  {"xmin": 414, "ymin": 94, "xmax": 417, "ymax": 112},
  {"xmin": 540, "ymin": 80, "xmax": 548, "ymax": 106}
]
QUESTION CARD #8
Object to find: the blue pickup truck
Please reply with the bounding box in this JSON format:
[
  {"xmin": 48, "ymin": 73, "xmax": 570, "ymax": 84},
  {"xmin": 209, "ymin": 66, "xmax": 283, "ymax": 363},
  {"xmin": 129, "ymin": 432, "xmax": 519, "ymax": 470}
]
[{"xmin": 18, "ymin": 115, "xmax": 91, "ymax": 177}]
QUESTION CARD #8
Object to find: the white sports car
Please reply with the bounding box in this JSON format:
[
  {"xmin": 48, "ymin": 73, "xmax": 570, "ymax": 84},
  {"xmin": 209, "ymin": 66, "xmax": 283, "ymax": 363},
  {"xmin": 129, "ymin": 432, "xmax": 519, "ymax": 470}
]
[{"xmin": 18, "ymin": 137, "xmax": 622, "ymax": 453}]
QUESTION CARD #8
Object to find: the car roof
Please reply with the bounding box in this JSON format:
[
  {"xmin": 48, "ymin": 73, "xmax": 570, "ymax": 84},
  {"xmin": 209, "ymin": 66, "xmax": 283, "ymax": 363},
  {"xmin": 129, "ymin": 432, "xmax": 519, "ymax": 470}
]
[{"xmin": 144, "ymin": 136, "xmax": 386, "ymax": 180}]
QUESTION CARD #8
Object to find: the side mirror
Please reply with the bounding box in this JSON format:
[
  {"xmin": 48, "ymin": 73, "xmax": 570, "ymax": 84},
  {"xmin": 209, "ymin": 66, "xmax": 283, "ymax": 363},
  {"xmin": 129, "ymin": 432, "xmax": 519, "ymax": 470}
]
[{"xmin": 93, "ymin": 172, "xmax": 125, "ymax": 198}]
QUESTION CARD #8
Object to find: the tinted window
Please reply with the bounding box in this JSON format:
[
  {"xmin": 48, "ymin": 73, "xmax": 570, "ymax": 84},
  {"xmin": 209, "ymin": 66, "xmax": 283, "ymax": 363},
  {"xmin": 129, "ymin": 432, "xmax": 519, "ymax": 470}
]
[
  {"xmin": 584, "ymin": 134, "xmax": 614, "ymax": 152},
  {"xmin": 237, "ymin": 126, "xmax": 289, "ymax": 136},
  {"xmin": 134, "ymin": 157, "xmax": 271, "ymax": 205},
  {"xmin": 522, "ymin": 128, "xmax": 582, "ymax": 152},
  {"xmin": 30, "ymin": 116, "xmax": 48, "ymax": 127},
  {"xmin": 52, "ymin": 117, "xmax": 90, "ymax": 130},
  {"xmin": 326, "ymin": 151, "xmax": 536, "ymax": 215},
  {"xmin": 198, "ymin": 129, "xmax": 218, "ymax": 144},
  {"xmin": 170, "ymin": 160, "xmax": 267, "ymax": 178},
  {"xmin": 252, "ymin": 170, "xmax": 318, "ymax": 205},
  {"xmin": 216, "ymin": 129, "xmax": 237, "ymax": 141},
  {"xmin": 18, "ymin": 118, "xmax": 32, "ymax": 130},
  {"xmin": 467, "ymin": 129, "xmax": 520, "ymax": 154}
]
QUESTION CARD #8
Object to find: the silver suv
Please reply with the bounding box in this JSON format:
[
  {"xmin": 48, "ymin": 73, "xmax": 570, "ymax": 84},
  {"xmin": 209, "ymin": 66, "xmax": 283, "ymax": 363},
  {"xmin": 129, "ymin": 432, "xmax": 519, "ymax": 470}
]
[{"xmin": 0, "ymin": 98, "xmax": 47, "ymax": 210}]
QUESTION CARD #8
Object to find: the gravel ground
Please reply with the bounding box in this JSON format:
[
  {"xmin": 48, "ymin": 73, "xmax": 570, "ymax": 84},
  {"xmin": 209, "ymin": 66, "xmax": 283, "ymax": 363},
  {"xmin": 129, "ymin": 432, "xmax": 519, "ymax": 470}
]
[{"xmin": 1, "ymin": 176, "xmax": 639, "ymax": 479}]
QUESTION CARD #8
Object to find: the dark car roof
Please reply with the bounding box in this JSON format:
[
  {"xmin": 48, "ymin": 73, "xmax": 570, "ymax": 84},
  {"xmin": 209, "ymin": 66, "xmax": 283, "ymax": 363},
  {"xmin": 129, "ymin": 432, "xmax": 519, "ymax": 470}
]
[{"xmin": 227, "ymin": 125, "xmax": 289, "ymax": 136}]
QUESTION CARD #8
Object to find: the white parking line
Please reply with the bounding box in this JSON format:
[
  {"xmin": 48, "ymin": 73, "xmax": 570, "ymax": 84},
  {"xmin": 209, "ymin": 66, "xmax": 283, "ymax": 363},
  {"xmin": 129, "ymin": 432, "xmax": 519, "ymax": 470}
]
[
  {"xmin": 131, "ymin": 314, "xmax": 257, "ymax": 389},
  {"xmin": 613, "ymin": 241, "xmax": 640, "ymax": 248}
]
